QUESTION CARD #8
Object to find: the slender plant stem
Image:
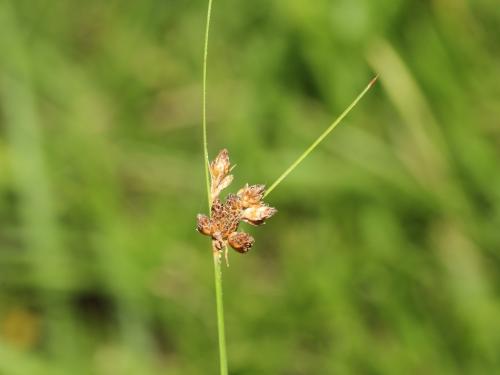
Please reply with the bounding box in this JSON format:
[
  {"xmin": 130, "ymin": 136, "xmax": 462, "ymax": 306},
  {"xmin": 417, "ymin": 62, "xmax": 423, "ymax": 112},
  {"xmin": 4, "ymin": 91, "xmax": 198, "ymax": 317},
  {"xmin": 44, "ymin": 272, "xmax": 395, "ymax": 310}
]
[
  {"xmin": 202, "ymin": 0, "xmax": 229, "ymax": 374},
  {"xmin": 264, "ymin": 76, "xmax": 378, "ymax": 198},
  {"xmin": 213, "ymin": 251, "xmax": 228, "ymax": 375},
  {"xmin": 202, "ymin": 0, "xmax": 213, "ymax": 206}
]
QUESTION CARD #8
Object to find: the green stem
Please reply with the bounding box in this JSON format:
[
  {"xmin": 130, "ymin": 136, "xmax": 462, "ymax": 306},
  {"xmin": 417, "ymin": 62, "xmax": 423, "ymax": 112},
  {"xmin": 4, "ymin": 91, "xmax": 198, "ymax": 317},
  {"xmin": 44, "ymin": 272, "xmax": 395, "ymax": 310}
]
[
  {"xmin": 202, "ymin": 0, "xmax": 229, "ymax": 374},
  {"xmin": 264, "ymin": 76, "xmax": 378, "ymax": 198},
  {"xmin": 202, "ymin": 0, "xmax": 213, "ymax": 206},
  {"xmin": 213, "ymin": 252, "xmax": 228, "ymax": 375}
]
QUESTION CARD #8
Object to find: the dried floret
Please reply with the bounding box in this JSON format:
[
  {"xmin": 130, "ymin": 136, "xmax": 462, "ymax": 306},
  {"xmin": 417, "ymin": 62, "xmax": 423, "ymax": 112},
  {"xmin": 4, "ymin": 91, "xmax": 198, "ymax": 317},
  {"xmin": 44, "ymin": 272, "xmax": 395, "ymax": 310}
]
[
  {"xmin": 228, "ymin": 232, "xmax": 255, "ymax": 253},
  {"xmin": 242, "ymin": 204, "xmax": 277, "ymax": 226},
  {"xmin": 209, "ymin": 149, "xmax": 233, "ymax": 203},
  {"xmin": 237, "ymin": 184, "xmax": 266, "ymax": 208},
  {"xmin": 196, "ymin": 214, "xmax": 212, "ymax": 236}
]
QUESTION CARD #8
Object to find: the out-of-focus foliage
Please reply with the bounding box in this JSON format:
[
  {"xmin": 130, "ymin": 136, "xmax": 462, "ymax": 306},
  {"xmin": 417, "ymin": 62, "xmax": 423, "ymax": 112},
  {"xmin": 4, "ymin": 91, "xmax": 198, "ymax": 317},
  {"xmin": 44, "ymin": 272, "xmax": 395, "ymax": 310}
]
[{"xmin": 0, "ymin": 0, "xmax": 499, "ymax": 374}]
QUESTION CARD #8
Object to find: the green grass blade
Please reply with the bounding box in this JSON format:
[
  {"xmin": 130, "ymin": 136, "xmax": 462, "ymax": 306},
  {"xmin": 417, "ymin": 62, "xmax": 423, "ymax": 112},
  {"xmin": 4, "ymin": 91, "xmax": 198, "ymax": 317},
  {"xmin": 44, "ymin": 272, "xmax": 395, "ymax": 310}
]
[{"xmin": 264, "ymin": 76, "xmax": 378, "ymax": 198}]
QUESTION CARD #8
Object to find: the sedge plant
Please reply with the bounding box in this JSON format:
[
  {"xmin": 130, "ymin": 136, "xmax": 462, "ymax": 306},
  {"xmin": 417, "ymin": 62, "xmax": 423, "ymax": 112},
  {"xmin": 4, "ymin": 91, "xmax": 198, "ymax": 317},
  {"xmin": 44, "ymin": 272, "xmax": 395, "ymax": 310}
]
[{"xmin": 200, "ymin": 1, "xmax": 377, "ymax": 374}]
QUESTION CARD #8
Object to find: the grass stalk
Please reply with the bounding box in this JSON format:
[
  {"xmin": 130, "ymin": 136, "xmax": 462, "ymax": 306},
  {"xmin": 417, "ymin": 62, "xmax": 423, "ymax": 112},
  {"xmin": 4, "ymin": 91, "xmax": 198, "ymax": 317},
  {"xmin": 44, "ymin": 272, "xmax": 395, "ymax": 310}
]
[
  {"xmin": 201, "ymin": 0, "xmax": 229, "ymax": 374},
  {"xmin": 202, "ymin": 0, "xmax": 213, "ymax": 206},
  {"xmin": 212, "ymin": 251, "xmax": 228, "ymax": 375},
  {"xmin": 264, "ymin": 76, "xmax": 378, "ymax": 198}
]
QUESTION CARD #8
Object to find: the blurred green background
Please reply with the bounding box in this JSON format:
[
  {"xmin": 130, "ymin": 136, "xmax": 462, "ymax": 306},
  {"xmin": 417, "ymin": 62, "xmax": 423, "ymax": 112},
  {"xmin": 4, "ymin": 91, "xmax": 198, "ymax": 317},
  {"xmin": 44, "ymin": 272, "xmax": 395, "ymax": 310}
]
[{"xmin": 1, "ymin": 0, "xmax": 500, "ymax": 374}]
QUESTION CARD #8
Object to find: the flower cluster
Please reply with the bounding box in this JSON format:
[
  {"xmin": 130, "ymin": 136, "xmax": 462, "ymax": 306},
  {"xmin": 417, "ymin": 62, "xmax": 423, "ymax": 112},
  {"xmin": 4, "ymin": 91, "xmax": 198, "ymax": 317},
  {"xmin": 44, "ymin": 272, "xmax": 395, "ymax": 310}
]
[{"xmin": 197, "ymin": 149, "xmax": 276, "ymax": 264}]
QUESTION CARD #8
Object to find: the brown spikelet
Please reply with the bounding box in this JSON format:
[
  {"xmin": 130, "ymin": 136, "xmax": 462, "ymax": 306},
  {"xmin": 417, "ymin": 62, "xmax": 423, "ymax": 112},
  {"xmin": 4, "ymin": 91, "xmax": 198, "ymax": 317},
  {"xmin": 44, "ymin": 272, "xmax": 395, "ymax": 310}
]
[
  {"xmin": 242, "ymin": 204, "xmax": 277, "ymax": 226},
  {"xmin": 228, "ymin": 232, "xmax": 255, "ymax": 253},
  {"xmin": 237, "ymin": 184, "xmax": 266, "ymax": 208},
  {"xmin": 196, "ymin": 214, "xmax": 212, "ymax": 236},
  {"xmin": 209, "ymin": 149, "xmax": 233, "ymax": 204}
]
